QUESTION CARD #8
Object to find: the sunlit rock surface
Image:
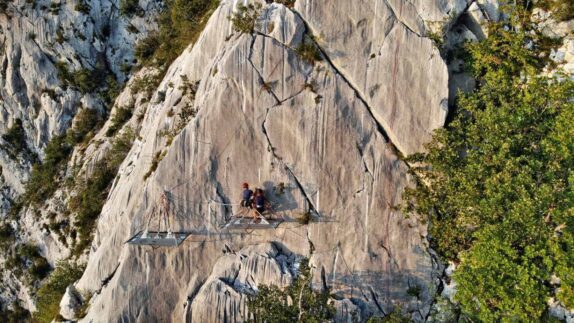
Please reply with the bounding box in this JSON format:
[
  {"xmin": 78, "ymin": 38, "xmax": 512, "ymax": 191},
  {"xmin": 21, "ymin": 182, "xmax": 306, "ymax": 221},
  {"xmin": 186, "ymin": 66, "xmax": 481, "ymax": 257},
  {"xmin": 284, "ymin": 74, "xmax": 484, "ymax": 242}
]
[{"xmin": 74, "ymin": 1, "xmax": 452, "ymax": 321}]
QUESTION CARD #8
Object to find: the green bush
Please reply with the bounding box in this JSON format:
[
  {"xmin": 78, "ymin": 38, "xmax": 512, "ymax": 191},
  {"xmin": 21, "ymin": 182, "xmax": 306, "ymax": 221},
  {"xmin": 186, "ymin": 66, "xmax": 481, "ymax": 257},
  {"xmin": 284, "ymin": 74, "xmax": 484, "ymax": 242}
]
[
  {"xmin": 134, "ymin": 32, "xmax": 161, "ymax": 63},
  {"xmin": 119, "ymin": 0, "xmax": 142, "ymax": 16},
  {"xmin": 130, "ymin": 72, "xmax": 163, "ymax": 99},
  {"xmin": 0, "ymin": 301, "xmax": 31, "ymax": 323},
  {"xmin": 295, "ymin": 40, "xmax": 322, "ymax": 65},
  {"xmin": 0, "ymin": 0, "xmax": 12, "ymax": 13},
  {"xmin": 71, "ymin": 68, "xmax": 106, "ymax": 94},
  {"xmin": 273, "ymin": 0, "xmax": 295, "ymax": 8},
  {"xmin": 105, "ymin": 106, "xmax": 133, "ymax": 137},
  {"xmin": 5, "ymin": 244, "xmax": 51, "ymax": 284},
  {"xmin": 2, "ymin": 118, "xmax": 29, "ymax": 157},
  {"xmin": 25, "ymin": 135, "xmax": 72, "ymax": 206},
  {"xmin": 229, "ymin": 3, "xmax": 261, "ymax": 34},
  {"xmin": 67, "ymin": 108, "xmax": 101, "ymax": 145},
  {"xmin": 247, "ymin": 258, "xmax": 335, "ymax": 321},
  {"xmin": 74, "ymin": 0, "xmax": 90, "ymax": 14},
  {"xmin": 537, "ymin": 0, "xmax": 574, "ymax": 22},
  {"xmin": 34, "ymin": 261, "xmax": 84, "ymax": 323},
  {"xmin": 134, "ymin": 0, "xmax": 219, "ymax": 68},
  {"xmin": 70, "ymin": 128, "xmax": 134, "ymax": 255},
  {"xmin": 143, "ymin": 150, "xmax": 165, "ymax": 180},
  {"xmin": 0, "ymin": 222, "xmax": 14, "ymax": 247},
  {"xmin": 55, "ymin": 61, "xmax": 112, "ymax": 96},
  {"xmin": 404, "ymin": 8, "xmax": 574, "ymax": 321}
]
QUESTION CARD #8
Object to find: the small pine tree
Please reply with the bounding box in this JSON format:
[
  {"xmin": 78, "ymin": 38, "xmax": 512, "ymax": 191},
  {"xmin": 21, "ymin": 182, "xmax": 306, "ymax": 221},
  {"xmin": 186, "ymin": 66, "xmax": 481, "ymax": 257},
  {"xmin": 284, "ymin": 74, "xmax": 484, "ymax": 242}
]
[{"xmin": 229, "ymin": 3, "xmax": 262, "ymax": 34}]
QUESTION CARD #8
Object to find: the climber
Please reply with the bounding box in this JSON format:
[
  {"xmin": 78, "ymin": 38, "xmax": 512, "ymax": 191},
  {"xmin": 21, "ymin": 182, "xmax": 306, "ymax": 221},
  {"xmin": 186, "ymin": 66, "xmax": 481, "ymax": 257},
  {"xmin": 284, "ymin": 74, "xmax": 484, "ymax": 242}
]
[
  {"xmin": 241, "ymin": 182, "xmax": 253, "ymax": 208},
  {"xmin": 253, "ymin": 188, "xmax": 267, "ymax": 215}
]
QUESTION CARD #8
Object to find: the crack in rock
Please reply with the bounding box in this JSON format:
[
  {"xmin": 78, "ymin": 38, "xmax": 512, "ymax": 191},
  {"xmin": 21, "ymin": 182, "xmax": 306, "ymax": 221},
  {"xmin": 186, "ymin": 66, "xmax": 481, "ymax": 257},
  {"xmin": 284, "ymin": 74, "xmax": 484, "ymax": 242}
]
[{"xmin": 290, "ymin": 10, "xmax": 402, "ymax": 159}]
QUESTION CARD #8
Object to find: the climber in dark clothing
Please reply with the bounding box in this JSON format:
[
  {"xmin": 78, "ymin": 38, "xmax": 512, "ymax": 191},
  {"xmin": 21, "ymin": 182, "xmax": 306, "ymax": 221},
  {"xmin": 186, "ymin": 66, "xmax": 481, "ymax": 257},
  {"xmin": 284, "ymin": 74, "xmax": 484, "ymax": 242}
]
[
  {"xmin": 241, "ymin": 182, "xmax": 253, "ymax": 208},
  {"xmin": 253, "ymin": 189, "xmax": 266, "ymax": 214}
]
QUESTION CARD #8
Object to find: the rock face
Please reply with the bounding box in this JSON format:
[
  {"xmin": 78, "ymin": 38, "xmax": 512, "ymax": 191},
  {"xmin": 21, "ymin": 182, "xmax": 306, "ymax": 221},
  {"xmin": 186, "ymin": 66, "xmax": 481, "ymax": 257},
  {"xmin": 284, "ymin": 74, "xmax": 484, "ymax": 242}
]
[
  {"xmin": 71, "ymin": 0, "xmax": 457, "ymax": 321},
  {"xmin": 2, "ymin": 0, "xmax": 572, "ymax": 320},
  {"xmin": 0, "ymin": 0, "xmax": 160, "ymax": 204},
  {"xmin": 295, "ymin": 0, "xmax": 450, "ymax": 156},
  {"xmin": 59, "ymin": 285, "xmax": 82, "ymax": 320},
  {"xmin": 188, "ymin": 243, "xmax": 297, "ymax": 322},
  {"xmin": 0, "ymin": 0, "xmax": 160, "ymax": 312}
]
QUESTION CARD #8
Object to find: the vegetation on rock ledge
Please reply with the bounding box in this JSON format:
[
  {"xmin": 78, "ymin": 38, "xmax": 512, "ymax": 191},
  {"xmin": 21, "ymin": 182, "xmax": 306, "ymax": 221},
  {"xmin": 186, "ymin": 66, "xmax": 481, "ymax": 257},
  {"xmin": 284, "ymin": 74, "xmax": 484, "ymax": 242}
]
[
  {"xmin": 405, "ymin": 8, "xmax": 574, "ymax": 322},
  {"xmin": 246, "ymin": 258, "xmax": 335, "ymax": 322},
  {"xmin": 134, "ymin": 0, "xmax": 219, "ymax": 68}
]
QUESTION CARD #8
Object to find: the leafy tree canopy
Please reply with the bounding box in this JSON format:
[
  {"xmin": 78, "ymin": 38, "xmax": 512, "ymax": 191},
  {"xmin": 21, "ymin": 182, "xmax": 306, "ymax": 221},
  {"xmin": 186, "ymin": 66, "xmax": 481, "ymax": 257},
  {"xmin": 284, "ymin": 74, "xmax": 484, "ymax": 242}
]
[{"xmin": 404, "ymin": 7, "xmax": 574, "ymax": 322}]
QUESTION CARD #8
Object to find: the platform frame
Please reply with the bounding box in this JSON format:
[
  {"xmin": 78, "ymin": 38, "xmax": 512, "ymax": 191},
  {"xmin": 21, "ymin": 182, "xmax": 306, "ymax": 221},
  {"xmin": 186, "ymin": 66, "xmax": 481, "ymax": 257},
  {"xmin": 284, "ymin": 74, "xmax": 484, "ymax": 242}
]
[{"xmin": 126, "ymin": 231, "xmax": 190, "ymax": 247}]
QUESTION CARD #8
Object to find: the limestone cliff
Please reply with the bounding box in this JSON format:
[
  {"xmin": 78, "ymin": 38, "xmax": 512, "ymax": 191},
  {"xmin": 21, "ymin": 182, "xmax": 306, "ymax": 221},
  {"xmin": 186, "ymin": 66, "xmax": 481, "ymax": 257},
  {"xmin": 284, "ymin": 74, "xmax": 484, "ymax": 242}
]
[
  {"xmin": 4, "ymin": 0, "xmax": 572, "ymax": 322},
  {"xmin": 69, "ymin": 0, "xmax": 464, "ymax": 321}
]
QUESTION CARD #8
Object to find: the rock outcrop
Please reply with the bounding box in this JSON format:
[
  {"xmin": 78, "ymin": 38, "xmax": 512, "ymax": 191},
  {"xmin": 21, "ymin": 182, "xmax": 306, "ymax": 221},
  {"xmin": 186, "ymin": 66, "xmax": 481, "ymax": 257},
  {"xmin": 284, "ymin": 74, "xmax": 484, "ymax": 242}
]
[
  {"xmin": 0, "ymin": 0, "xmax": 160, "ymax": 312},
  {"xmin": 11, "ymin": 0, "xmax": 566, "ymax": 321},
  {"xmin": 0, "ymin": 0, "xmax": 160, "ymax": 204},
  {"xmin": 71, "ymin": 0, "xmax": 459, "ymax": 321}
]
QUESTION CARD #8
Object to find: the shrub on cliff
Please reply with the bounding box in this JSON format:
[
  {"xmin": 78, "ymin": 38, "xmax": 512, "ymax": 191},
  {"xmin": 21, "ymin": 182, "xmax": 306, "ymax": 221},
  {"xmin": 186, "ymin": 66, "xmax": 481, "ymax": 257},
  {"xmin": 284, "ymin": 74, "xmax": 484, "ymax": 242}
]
[
  {"xmin": 246, "ymin": 259, "xmax": 335, "ymax": 321},
  {"xmin": 34, "ymin": 261, "xmax": 84, "ymax": 323},
  {"xmin": 134, "ymin": 0, "xmax": 219, "ymax": 67},
  {"xmin": 537, "ymin": 0, "xmax": 574, "ymax": 22},
  {"xmin": 229, "ymin": 3, "xmax": 261, "ymax": 34},
  {"xmin": 405, "ymin": 8, "xmax": 574, "ymax": 321},
  {"xmin": 1, "ymin": 118, "xmax": 29, "ymax": 157}
]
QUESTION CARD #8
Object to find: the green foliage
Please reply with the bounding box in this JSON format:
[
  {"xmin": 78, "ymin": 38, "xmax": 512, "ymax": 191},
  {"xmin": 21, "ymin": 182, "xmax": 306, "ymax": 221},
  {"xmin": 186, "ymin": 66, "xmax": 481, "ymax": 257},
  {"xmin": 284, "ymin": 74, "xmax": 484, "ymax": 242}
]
[
  {"xmin": 2, "ymin": 118, "xmax": 30, "ymax": 158},
  {"xmin": 119, "ymin": 0, "xmax": 142, "ymax": 16},
  {"xmin": 67, "ymin": 108, "xmax": 101, "ymax": 145},
  {"xmin": 74, "ymin": 0, "xmax": 90, "ymax": 15},
  {"xmin": 134, "ymin": 33, "xmax": 160, "ymax": 62},
  {"xmin": 246, "ymin": 258, "xmax": 335, "ymax": 322},
  {"xmin": 101, "ymin": 75, "xmax": 122, "ymax": 106},
  {"xmin": 297, "ymin": 211, "xmax": 311, "ymax": 225},
  {"xmin": 406, "ymin": 285, "xmax": 421, "ymax": 299},
  {"xmin": 273, "ymin": 0, "xmax": 295, "ymax": 8},
  {"xmin": 55, "ymin": 61, "xmax": 118, "ymax": 99},
  {"xmin": 229, "ymin": 3, "xmax": 261, "ymax": 34},
  {"xmin": 404, "ymin": 8, "xmax": 574, "ymax": 321},
  {"xmin": 130, "ymin": 72, "xmax": 163, "ymax": 99},
  {"xmin": 0, "ymin": 0, "xmax": 12, "ymax": 14},
  {"xmin": 366, "ymin": 306, "xmax": 411, "ymax": 322},
  {"xmin": 0, "ymin": 222, "xmax": 14, "ymax": 247},
  {"xmin": 105, "ymin": 105, "xmax": 133, "ymax": 137},
  {"xmin": 295, "ymin": 39, "xmax": 322, "ymax": 65},
  {"xmin": 537, "ymin": 0, "xmax": 574, "ymax": 22},
  {"xmin": 70, "ymin": 128, "xmax": 134, "ymax": 256},
  {"xmin": 24, "ymin": 107, "xmax": 102, "ymax": 206},
  {"xmin": 24, "ymin": 135, "xmax": 72, "ymax": 206},
  {"xmin": 4, "ymin": 243, "xmax": 51, "ymax": 285},
  {"xmin": 71, "ymin": 68, "xmax": 106, "ymax": 94},
  {"xmin": 134, "ymin": 0, "xmax": 219, "ymax": 67},
  {"xmin": 34, "ymin": 261, "xmax": 84, "ymax": 323},
  {"xmin": 143, "ymin": 150, "xmax": 165, "ymax": 180},
  {"xmin": 0, "ymin": 301, "xmax": 31, "ymax": 323},
  {"xmin": 76, "ymin": 291, "xmax": 92, "ymax": 319}
]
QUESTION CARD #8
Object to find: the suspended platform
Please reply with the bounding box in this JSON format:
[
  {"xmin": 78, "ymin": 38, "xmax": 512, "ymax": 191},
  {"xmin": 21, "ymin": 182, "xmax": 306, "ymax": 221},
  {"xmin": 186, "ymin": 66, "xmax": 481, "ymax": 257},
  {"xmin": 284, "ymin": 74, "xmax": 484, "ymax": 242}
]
[
  {"xmin": 127, "ymin": 230, "xmax": 190, "ymax": 247},
  {"xmin": 222, "ymin": 216, "xmax": 283, "ymax": 230}
]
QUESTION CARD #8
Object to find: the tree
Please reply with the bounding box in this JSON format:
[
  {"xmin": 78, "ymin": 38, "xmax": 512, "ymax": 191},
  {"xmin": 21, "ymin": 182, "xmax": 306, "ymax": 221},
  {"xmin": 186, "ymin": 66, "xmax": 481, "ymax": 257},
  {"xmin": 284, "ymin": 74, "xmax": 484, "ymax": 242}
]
[
  {"xmin": 404, "ymin": 8, "xmax": 574, "ymax": 321},
  {"xmin": 247, "ymin": 259, "xmax": 335, "ymax": 322},
  {"xmin": 34, "ymin": 261, "xmax": 85, "ymax": 323}
]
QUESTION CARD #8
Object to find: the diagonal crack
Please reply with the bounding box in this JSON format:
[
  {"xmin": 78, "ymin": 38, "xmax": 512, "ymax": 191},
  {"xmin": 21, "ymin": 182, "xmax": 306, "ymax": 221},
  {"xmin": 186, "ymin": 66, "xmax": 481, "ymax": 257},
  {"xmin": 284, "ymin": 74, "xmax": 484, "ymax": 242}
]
[
  {"xmin": 382, "ymin": 0, "xmax": 423, "ymax": 37},
  {"xmin": 260, "ymin": 106, "xmax": 318, "ymax": 214},
  {"xmin": 356, "ymin": 143, "xmax": 375, "ymax": 181},
  {"xmin": 290, "ymin": 10, "xmax": 403, "ymax": 159},
  {"xmin": 247, "ymin": 35, "xmax": 282, "ymax": 104},
  {"xmin": 248, "ymin": 32, "xmax": 311, "ymax": 105},
  {"xmin": 370, "ymin": 287, "xmax": 387, "ymax": 316}
]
